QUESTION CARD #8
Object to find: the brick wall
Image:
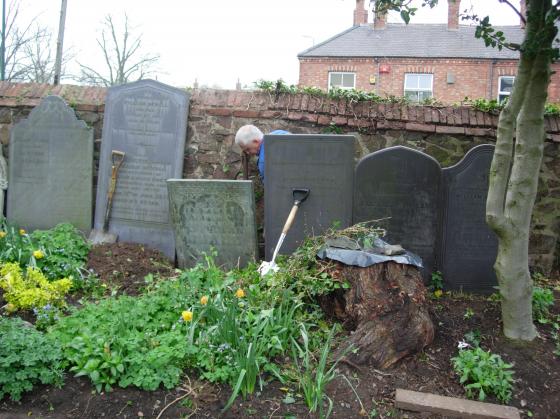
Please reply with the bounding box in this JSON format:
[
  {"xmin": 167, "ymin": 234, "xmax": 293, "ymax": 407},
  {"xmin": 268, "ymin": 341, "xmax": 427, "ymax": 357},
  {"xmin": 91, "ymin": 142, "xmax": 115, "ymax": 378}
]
[
  {"xmin": 0, "ymin": 82, "xmax": 558, "ymax": 273},
  {"xmin": 299, "ymin": 57, "xmax": 560, "ymax": 104}
]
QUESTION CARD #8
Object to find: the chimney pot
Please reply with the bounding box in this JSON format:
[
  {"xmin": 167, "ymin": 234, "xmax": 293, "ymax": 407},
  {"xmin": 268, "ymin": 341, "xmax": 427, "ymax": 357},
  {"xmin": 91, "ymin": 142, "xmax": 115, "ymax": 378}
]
[{"xmin": 373, "ymin": 0, "xmax": 387, "ymax": 30}]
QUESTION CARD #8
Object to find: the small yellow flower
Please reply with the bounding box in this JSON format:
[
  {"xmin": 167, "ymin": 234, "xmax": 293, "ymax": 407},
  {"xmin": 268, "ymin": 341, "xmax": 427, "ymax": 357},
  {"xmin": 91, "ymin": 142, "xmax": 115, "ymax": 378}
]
[
  {"xmin": 19, "ymin": 229, "xmax": 26, "ymax": 235},
  {"xmin": 5, "ymin": 303, "xmax": 16, "ymax": 313},
  {"xmin": 33, "ymin": 250, "xmax": 44, "ymax": 259},
  {"xmin": 235, "ymin": 288, "xmax": 245, "ymax": 299},
  {"xmin": 182, "ymin": 310, "xmax": 193, "ymax": 322},
  {"xmin": 200, "ymin": 295, "xmax": 209, "ymax": 305},
  {"xmin": 434, "ymin": 289, "xmax": 443, "ymax": 298},
  {"xmin": 0, "ymin": 231, "xmax": 6, "ymax": 238}
]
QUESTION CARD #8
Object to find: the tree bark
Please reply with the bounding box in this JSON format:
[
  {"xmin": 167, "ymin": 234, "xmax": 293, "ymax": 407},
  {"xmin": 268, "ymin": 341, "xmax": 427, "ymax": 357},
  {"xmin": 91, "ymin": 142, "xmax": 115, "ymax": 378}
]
[
  {"xmin": 486, "ymin": 0, "xmax": 554, "ymax": 340},
  {"xmin": 319, "ymin": 262, "xmax": 434, "ymax": 368}
]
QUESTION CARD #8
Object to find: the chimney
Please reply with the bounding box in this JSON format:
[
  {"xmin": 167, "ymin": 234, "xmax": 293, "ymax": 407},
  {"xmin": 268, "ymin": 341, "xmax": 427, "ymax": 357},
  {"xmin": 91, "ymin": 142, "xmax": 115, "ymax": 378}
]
[
  {"xmin": 373, "ymin": 0, "xmax": 387, "ymax": 30},
  {"xmin": 448, "ymin": 0, "xmax": 460, "ymax": 30},
  {"xmin": 519, "ymin": 0, "xmax": 526, "ymax": 27},
  {"xmin": 354, "ymin": 0, "xmax": 368, "ymax": 26}
]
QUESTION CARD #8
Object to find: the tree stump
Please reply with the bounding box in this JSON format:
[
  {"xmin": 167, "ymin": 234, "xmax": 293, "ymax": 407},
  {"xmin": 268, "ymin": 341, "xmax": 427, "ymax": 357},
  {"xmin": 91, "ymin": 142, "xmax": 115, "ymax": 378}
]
[{"xmin": 319, "ymin": 261, "xmax": 434, "ymax": 368}]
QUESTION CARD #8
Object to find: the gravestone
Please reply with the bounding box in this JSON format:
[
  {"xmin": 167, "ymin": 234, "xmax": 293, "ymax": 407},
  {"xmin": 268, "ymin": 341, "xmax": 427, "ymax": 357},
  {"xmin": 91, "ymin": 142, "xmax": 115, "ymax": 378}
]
[
  {"xmin": 167, "ymin": 179, "xmax": 257, "ymax": 269},
  {"xmin": 264, "ymin": 134, "xmax": 355, "ymax": 260},
  {"xmin": 353, "ymin": 146, "xmax": 442, "ymax": 280},
  {"xmin": 440, "ymin": 144, "xmax": 498, "ymax": 293},
  {"xmin": 7, "ymin": 96, "xmax": 93, "ymax": 232},
  {"xmin": 94, "ymin": 80, "xmax": 189, "ymax": 259}
]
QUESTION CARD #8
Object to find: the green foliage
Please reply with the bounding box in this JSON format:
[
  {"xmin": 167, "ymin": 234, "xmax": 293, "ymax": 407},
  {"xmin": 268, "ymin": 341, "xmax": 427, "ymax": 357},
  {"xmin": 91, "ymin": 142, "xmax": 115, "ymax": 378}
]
[
  {"xmin": 50, "ymin": 256, "xmax": 322, "ymax": 401},
  {"xmin": 464, "ymin": 307, "xmax": 475, "ymax": 319},
  {"xmin": 0, "ymin": 262, "xmax": 72, "ymax": 312},
  {"xmin": 0, "ymin": 317, "xmax": 64, "ymax": 401},
  {"xmin": 33, "ymin": 304, "xmax": 63, "ymax": 331},
  {"xmin": 452, "ymin": 346, "xmax": 514, "ymax": 403},
  {"xmin": 291, "ymin": 325, "xmax": 350, "ymax": 418},
  {"xmin": 322, "ymin": 122, "xmax": 343, "ymax": 134},
  {"xmin": 533, "ymin": 286, "xmax": 554, "ymax": 323},
  {"xmin": 429, "ymin": 270, "xmax": 444, "ymax": 291},
  {"xmin": 464, "ymin": 330, "xmax": 482, "ymax": 348},
  {"xmin": 463, "ymin": 97, "xmax": 503, "ymax": 113},
  {"xmin": 0, "ymin": 217, "xmax": 36, "ymax": 267},
  {"xmin": 30, "ymin": 223, "xmax": 91, "ymax": 283},
  {"xmin": 544, "ymin": 103, "xmax": 560, "ymax": 116}
]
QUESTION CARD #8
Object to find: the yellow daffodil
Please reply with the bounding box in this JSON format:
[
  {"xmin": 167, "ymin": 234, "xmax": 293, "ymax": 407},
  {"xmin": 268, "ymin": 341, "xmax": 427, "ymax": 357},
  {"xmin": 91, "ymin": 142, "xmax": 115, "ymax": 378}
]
[
  {"xmin": 33, "ymin": 250, "xmax": 44, "ymax": 259},
  {"xmin": 0, "ymin": 231, "xmax": 6, "ymax": 238},
  {"xmin": 200, "ymin": 295, "xmax": 209, "ymax": 305},
  {"xmin": 181, "ymin": 310, "xmax": 193, "ymax": 322},
  {"xmin": 434, "ymin": 289, "xmax": 443, "ymax": 298},
  {"xmin": 19, "ymin": 229, "xmax": 26, "ymax": 235},
  {"xmin": 235, "ymin": 288, "xmax": 245, "ymax": 298}
]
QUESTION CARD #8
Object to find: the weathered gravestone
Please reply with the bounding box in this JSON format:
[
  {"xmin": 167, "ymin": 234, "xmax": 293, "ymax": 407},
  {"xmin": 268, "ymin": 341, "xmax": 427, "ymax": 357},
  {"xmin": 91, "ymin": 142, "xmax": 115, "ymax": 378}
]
[
  {"xmin": 7, "ymin": 96, "xmax": 93, "ymax": 232},
  {"xmin": 94, "ymin": 80, "xmax": 189, "ymax": 259},
  {"xmin": 264, "ymin": 134, "xmax": 355, "ymax": 260},
  {"xmin": 440, "ymin": 144, "xmax": 498, "ymax": 292},
  {"xmin": 353, "ymin": 146, "xmax": 441, "ymax": 280},
  {"xmin": 167, "ymin": 179, "xmax": 257, "ymax": 269}
]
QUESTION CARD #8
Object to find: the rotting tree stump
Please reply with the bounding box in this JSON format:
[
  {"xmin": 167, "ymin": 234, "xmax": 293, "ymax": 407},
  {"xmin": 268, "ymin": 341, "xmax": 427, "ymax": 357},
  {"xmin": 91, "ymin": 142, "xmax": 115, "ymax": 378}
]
[{"xmin": 318, "ymin": 261, "xmax": 434, "ymax": 369}]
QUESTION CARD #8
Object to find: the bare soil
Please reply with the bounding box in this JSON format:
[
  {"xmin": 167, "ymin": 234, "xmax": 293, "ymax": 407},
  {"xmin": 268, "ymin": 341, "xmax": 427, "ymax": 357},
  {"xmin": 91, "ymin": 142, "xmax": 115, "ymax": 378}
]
[{"xmin": 1, "ymin": 243, "xmax": 559, "ymax": 419}]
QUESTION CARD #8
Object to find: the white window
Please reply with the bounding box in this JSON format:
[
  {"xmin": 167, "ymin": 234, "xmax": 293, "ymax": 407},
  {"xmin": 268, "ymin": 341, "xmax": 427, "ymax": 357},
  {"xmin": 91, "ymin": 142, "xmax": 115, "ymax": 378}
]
[
  {"xmin": 328, "ymin": 72, "xmax": 355, "ymax": 91},
  {"xmin": 498, "ymin": 76, "xmax": 515, "ymax": 103},
  {"xmin": 404, "ymin": 73, "xmax": 433, "ymax": 102}
]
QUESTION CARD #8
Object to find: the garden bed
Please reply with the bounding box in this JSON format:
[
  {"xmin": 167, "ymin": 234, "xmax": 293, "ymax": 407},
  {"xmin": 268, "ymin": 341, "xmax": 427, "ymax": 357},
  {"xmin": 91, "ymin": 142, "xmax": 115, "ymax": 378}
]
[{"xmin": 1, "ymin": 237, "xmax": 559, "ymax": 419}]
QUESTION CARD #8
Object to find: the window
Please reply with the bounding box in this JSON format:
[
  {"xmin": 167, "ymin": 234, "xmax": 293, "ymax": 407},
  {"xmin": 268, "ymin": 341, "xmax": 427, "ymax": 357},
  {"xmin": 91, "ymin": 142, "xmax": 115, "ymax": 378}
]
[
  {"xmin": 404, "ymin": 73, "xmax": 433, "ymax": 102},
  {"xmin": 328, "ymin": 72, "xmax": 355, "ymax": 91},
  {"xmin": 498, "ymin": 76, "xmax": 515, "ymax": 103}
]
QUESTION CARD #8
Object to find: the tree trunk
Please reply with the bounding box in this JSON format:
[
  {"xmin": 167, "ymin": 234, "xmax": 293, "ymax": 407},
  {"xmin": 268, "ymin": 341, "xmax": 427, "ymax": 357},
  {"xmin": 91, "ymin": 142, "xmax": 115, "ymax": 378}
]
[
  {"xmin": 486, "ymin": 0, "xmax": 553, "ymax": 340},
  {"xmin": 319, "ymin": 261, "xmax": 434, "ymax": 368}
]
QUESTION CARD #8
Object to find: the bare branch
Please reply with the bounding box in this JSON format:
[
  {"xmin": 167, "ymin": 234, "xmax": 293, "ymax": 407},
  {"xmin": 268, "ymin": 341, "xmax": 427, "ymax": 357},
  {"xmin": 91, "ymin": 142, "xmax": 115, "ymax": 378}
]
[{"xmin": 498, "ymin": 0, "xmax": 526, "ymax": 25}]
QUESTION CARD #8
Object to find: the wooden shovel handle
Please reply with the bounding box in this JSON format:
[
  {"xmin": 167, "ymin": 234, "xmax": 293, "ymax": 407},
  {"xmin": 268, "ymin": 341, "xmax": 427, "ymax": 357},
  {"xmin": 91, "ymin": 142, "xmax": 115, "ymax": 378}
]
[{"xmin": 282, "ymin": 205, "xmax": 299, "ymax": 235}]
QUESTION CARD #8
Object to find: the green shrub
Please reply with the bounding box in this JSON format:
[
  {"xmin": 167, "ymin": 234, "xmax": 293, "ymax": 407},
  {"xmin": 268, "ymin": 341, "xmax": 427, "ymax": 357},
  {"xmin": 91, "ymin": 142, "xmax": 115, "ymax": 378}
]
[
  {"xmin": 452, "ymin": 346, "xmax": 514, "ymax": 403},
  {"xmin": 0, "ymin": 317, "xmax": 64, "ymax": 401},
  {"xmin": 533, "ymin": 286, "xmax": 555, "ymax": 323},
  {"xmin": 31, "ymin": 223, "xmax": 91, "ymax": 283}
]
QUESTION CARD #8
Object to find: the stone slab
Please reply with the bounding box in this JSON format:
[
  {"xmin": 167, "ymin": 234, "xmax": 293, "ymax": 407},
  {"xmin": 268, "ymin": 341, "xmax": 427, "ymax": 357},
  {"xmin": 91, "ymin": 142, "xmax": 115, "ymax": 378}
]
[
  {"xmin": 440, "ymin": 144, "xmax": 498, "ymax": 293},
  {"xmin": 167, "ymin": 179, "xmax": 257, "ymax": 269},
  {"xmin": 353, "ymin": 146, "xmax": 442, "ymax": 280},
  {"xmin": 395, "ymin": 388, "xmax": 520, "ymax": 419},
  {"xmin": 93, "ymin": 80, "xmax": 189, "ymax": 259},
  {"xmin": 264, "ymin": 134, "xmax": 355, "ymax": 260},
  {"xmin": 7, "ymin": 95, "xmax": 93, "ymax": 233}
]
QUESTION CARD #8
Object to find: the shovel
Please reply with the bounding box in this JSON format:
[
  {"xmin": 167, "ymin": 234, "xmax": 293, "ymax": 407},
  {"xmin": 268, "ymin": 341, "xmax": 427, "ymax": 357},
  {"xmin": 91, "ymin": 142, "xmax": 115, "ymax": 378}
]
[
  {"xmin": 89, "ymin": 150, "xmax": 125, "ymax": 245},
  {"xmin": 258, "ymin": 188, "xmax": 310, "ymax": 276}
]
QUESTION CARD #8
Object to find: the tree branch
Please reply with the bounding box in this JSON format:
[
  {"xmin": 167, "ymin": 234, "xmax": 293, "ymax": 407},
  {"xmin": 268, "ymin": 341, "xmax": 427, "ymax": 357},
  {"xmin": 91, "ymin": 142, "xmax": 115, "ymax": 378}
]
[{"xmin": 498, "ymin": 0, "xmax": 526, "ymax": 25}]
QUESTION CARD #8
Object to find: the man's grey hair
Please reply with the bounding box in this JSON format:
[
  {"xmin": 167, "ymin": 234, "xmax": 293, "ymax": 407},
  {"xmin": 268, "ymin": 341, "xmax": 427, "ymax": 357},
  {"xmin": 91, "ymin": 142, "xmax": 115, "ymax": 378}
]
[{"xmin": 235, "ymin": 124, "xmax": 263, "ymax": 147}]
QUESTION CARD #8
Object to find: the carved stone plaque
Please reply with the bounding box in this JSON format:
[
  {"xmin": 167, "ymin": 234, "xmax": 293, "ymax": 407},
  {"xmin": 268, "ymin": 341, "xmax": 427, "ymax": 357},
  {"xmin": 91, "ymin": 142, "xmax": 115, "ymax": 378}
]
[
  {"xmin": 440, "ymin": 144, "xmax": 498, "ymax": 293},
  {"xmin": 167, "ymin": 179, "xmax": 257, "ymax": 269},
  {"xmin": 93, "ymin": 80, "xmax": 189, "ymax": 259},
  {"xmin": 7, "ymin": 96, "xmax": 93, "ymax": 232},
  {"xmin": 264, "ymin": 134, "xmax": 355, "ymax": 260},
  {"xmin": 353, "ymin": 146, "xmax": 442, "ymax": 280}
]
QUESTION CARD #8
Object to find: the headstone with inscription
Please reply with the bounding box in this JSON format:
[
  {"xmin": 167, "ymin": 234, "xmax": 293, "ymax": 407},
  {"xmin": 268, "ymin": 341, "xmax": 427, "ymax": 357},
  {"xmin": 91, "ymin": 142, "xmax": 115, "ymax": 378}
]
[
  {"xmin": 167, "ymin": 179, "xmax": 257, "ymax": 269},
  {"xmin": 7, "ymin": 96, "xmax": 93, "ymax": 232},
  {"xmin": 94, "ymin": 80, "xmax": 189, "ymax": 259},
  {"xmin": 439, "ymin": 144, "xmax": 498, "ymax": 293},
  {"xmin": 353, "ymin": 146, "xmax": 442, "ymax": 280},
  {"xmin": 264, "ymin": 134, "xmax": 355, "ymax": 260}
]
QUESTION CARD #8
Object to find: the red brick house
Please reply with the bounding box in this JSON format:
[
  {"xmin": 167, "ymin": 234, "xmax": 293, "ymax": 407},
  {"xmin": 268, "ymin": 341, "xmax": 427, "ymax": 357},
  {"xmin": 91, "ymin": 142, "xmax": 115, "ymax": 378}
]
[{"xmin": 298, "ymin": 0, "xmax": 560, "ymax": 104}]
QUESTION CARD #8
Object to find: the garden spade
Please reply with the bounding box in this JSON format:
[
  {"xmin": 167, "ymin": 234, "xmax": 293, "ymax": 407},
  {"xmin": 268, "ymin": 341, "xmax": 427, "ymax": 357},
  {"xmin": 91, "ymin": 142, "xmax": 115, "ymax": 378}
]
[
  {"xmin": 258, "ymin": 188, "xmax": 310, "ymax": 277},
  {"xmin": 89, "ymin": 150, "xmax": 125, "ymax": 245}
]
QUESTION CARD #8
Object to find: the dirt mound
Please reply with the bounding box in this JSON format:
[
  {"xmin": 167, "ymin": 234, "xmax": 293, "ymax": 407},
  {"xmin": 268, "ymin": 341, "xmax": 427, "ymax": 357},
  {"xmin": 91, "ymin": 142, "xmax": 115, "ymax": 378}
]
[{"xmin": 87, "ymin": 242, "xmax": 174, "ymax": 296}]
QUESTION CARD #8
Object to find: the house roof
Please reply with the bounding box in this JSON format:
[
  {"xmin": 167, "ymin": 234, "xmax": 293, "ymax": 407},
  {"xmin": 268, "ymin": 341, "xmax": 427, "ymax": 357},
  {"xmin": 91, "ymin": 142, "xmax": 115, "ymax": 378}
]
[{"xmin": 298, "ymin": 23, "xmax": 525, "ymax": 60}]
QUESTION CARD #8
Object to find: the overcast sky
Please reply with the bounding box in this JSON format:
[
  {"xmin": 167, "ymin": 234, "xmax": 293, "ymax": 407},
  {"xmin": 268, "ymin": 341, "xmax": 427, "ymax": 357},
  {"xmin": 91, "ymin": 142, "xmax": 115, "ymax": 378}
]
[{"xmin": 20, "ymin": 0, "xmax": 521, "ymax": 89}]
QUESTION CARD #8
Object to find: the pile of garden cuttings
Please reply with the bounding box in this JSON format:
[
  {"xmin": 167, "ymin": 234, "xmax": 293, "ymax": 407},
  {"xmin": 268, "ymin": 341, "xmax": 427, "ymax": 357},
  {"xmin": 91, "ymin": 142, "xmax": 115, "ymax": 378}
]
[{"xmin": 1, "ymin": 233, "xmax": 559, "ymax": 419}]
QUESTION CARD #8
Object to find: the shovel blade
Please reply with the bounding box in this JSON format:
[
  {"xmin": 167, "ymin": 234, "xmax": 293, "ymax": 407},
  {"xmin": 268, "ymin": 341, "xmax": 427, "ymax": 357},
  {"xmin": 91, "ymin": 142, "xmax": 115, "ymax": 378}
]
[
  {"xmin": 88, "ymin": 229, "xmax": 118, "ymax": 245},
  {"xmin": 258, "ymin": 261, "xmax": 279, "ymax": 277}
]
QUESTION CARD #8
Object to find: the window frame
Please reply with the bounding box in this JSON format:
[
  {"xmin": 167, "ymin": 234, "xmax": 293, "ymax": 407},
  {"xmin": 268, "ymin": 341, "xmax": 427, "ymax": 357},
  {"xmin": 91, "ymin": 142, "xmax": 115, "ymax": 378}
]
[
  {"xmin": 498, "ymin": 76, "xmax": 515, "ymax": 103},
  {"xmin": 403, "ymin": 73, "xmax": 434, "ymax": 102},
  {"xmin": 328, "ymin": 72, "xmax": 356, "ymax": 91}
]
